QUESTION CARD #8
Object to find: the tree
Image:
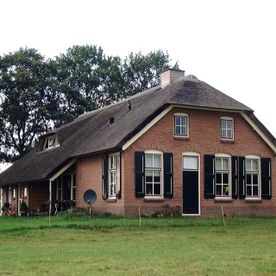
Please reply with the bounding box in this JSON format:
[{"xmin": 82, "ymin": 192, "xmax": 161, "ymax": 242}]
[
  {"xmin": 0, "ymin": 48, "xmax": 56, "ymax": 162},
  {"xmin": 51, "ymin": 45, "xmax": 125, "ymax": 126},
  {"xmin": 0, "ymin": 46, "xmax": 172, "ymax": 162},
  {"xmin": 123, "ymin": 50, "xmax": 170, "ymax": 96}
]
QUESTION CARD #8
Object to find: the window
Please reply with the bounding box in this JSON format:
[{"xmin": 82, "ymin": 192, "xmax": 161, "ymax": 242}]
[
  {"xmin": 215, "ymin": 155, "xmax": 231, "ymax": 197},
  {"xmin": 43, "ymin": 135, "xmax": 58, "ymax": 150},
  {"xmin": 23, "ymin": 187, "xmax": 28, "ymax": 197},
  {"xmin": 221, "ymin": 117, "xmax": 234, "ymax": 140},
  {"xmin": 174, "ymin": 114, "xmax": 189, "ymax": 137},
  {"xmin": 245, "ymin": 157, "xmax": 260, "ymax": 198},
  {"xmin": 108, "ymin": 153, "xmax": 120, "ymax": 198},
  {"xmin": 145, "ymin": 152, "xmax": 162, "ymax": 196},
  {"xmin": 13, "ymin": 188, "xmax": 16, "ymax": 198}
]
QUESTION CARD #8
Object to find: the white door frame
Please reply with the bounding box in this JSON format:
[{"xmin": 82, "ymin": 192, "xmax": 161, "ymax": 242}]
[{"xmin": 182, "ymin": 152, "xmax": 201, "ymax": 216}]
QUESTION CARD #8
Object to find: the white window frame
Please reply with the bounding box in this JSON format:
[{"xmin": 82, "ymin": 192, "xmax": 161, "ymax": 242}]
[
  {"xmin": 108, "ymin": 153, "xmax": 120, "ymax": 199},
  {"xmin": 174, "ymin": 113, "xmax": 189, "ymax": 138},
  {"xmin": 220, "ymin": 116, "xmax": 234, "ymax": 140},
  {"xmin": 214, "ymin": 153, "xmax": 232, "ymax": 199},
  {"xmin": 43, "ymin": 135, "xmax": 59, "ymax": 151},
  {"xmin": 245, "ymin": 155, "xmax": 261, "ymax": 199},
  {"xmin": 23, "ymin": 187, "xmax": 28, "ymax": 198},
  {"xmin": 144, "ymin": 150, "xmax": 163, "ymax": 198}
]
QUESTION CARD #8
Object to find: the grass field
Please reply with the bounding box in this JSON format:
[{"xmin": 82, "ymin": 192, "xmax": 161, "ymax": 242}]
[{"xmin": 0, "ymin": 215, "xmax": 276, "ymax": 275}]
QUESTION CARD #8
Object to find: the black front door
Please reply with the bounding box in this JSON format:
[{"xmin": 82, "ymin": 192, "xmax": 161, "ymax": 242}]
[{"xmin": 183, "ymin": 155, "xmax": 199, "ymax": 215}]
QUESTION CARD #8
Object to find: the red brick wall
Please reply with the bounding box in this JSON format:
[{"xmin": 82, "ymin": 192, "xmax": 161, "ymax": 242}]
[
  {"xmin": 76, "ymin": 156, "xmax": 125, "ymax": 215},
  {"xmin": 122, "ymin": 107, "xmax": 276, "ymax": 216},
  {"xmin": 75, "ymin": 107, "xmax": 276, "ymax": 216}
]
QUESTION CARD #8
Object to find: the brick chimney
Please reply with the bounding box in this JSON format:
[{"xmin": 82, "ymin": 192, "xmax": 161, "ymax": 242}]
[{"xmin": 160, "ymin": 69, "xmax": 185, "ymax": 88}]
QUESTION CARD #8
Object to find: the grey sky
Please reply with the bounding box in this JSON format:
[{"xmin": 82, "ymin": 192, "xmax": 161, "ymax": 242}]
[{"xmin": 0, "ymin": 0, "xmax": 275, "ymax": 146}]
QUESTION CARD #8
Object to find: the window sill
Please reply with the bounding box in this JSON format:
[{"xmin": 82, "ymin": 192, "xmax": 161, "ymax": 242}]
[
  {"xmin": 220, "ymin": 139, "xmax": 235, "ymax": 144},
  {"xmin": 106, "ymin": 198, "xmax": 117, "ymax": 203},
  {"xmin": 174, "ymin": 135, "xmax": 189, "ymax": 141},
  {"xmin": 245, "ymin": 198, "xmax": 262, "ymax": 203},
  {"xmin": 144, "ymin": 196, "xmax": 164, "ymax": 202},
  {"xmin": 215, "ymin": 197, "xmax": 233, "ymax": 202}
]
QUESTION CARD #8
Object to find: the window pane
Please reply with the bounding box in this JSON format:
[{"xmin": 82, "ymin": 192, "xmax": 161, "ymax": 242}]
[
  {"xmin": 253, "ymin": 186, "xmax": 259, "ymax": 196},
  {"xmin": 215, "ymin": 158, "xmax": 222, "ymax": 170},
  {"xmin": 246, "ymin": 186, "xmax": 252, "ymax": 196},
  {"xmin": 216, "ymin": 185, "xmax": 222, "ymax": 196},
  {"xmin": 146, "ymin": 184, "xmax": 153, "ymax": 195},
  {"xmin": 246, "ymin": 174, "xmax": 252, "ymax": 184},
  {"xmin": 145, "ymin": 154, "xmax": 153, "ymax": 167},
  {"xmin": 245, "ymin": 159, "xmax": 251, "ymax": 171},
  {"xmin": 175, "ymin": 116, "xmax": 181, "ymax": 125},
  {"xmin": 222, "ymin": 158, "xmax": 229, "ymax": 170},
  {"xmin": 223, "ymin": 173, "xmax": 229, "ymax": 184},
  {"xmin": 223, "ymin": 185, "xmax": 229, "ymax": 196},
  {"xmin": 216, "ymin": 173, "xmax": 222, "ymax": 184},
  {"xmin": 145, "ymin": 171, "xmax": 153, "ymax": 182},
  {"xmin": 252, "ymin": 160, "xmax": 258, "ymax": 171},
  {"xmin": 221, "ymin": 120, "xmax": 227, "ymax": 129},
  {"xmin": 153, "ymin": 154, "xmax": 161, "ymax": 168},
  {"xmin": 183, "ymin": 156, "xmax": 198, "ymax": 170},
  {"xmin": 221, "ymin": 129, "xmax": 227, "ymax": 138},
  {"xmin": 153, "ymin": 171, "xmax": 160, "ymax": 183},
  {"xmin": 154, "ymin": 184, "xmax": 161, "ymax": 195},
  {"xmin": 253, "ymin": 175, "xmax": 258, "ymax": 184},
  {"xmin": 175, "ymin": 125, "xmax": 181, "ymax": 135},
  {"xmin": 226, "ymin": 130, "xmax": 232, "ymax": 138}
]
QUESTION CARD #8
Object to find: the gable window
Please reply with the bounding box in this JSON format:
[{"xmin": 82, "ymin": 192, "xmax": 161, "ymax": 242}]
[
  {"xmin": 174, "ymin": 113, "xmax": 189, "ymax": 137},
  {"xmin": 215, "ymin": 155, "xmax": 231, "ymax": 197},
  {"xmin": 145, "ymin": 152, "xmax": 163, "ymax": 196},
  {"xmin": 221, "ymin": 117, "xmax": 234, "ymax": 140},
  {"xmin": 108, "ymin": 153, "xmax": 120, "ymax": 198},
  {"xmin": 245, "ymin": 157, "xmax": 260, "ymax": 198},
  {"xmin": 43, "ymin": 135, "xmax": 59, "ymax": 150}
]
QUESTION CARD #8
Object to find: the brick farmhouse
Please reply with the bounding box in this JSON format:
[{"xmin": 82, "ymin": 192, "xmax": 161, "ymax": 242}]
[{"xmin": 0, "ymin": 69, "xmax": 275, "ymax": 216}]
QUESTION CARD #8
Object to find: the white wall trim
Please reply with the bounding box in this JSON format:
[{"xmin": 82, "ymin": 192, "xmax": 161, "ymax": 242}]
[
  {"xmin": 122, "ymin": 105, "xmax": 173, "ymax": 150},
  {"xmin": 241, "ymin": 112, "xmax": 276, "ymax": 153},
  {"xmin": 49, "ymin": 159, "xmax": 76, "ymax": 182}
]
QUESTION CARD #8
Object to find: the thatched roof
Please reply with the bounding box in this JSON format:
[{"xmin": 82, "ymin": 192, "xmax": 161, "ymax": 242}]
[{"xmin": 0, "ymin": 77, "xmax": 273, "ymax": 186}]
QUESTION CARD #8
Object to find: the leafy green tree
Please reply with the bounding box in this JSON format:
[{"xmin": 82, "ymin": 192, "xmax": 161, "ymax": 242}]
[
  {"xmin": 51, "ymin": 45, "xmax": 125, "ymax": 126},
  {"xmin": 0, "ymin": 46, "xmax": 171, "ymax": 162},
  {"xmin": 0, "ymin": 48, "xmax": 56, "ymax": 162},
  {"xmin": 123, "ymin": 50, "xmax": 170, "ymax": 96}
]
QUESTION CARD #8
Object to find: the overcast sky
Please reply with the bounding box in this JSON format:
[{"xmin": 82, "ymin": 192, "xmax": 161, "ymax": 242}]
[{"xmin": 0, "ymin": 0, "xmax": 275, "ymax": 170}]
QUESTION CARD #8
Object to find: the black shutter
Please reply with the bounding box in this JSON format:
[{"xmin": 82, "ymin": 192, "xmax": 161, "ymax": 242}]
[
  {"xmin": 232, "ymin": 156, "xmax": 238, "ymax": 199},
  {"xmin": 261, "ymin": 158, "xmax": 272, "ymax": 199},
  {"xmin": 164, "ymin": 153, "xmax": 173, "ymax": 198},
  {"xmin": 135, "ymin": 152, "xmax": 145, "ymax": 197},
  {"xmin": 102, "ymin": 154, "xmax": 108, "ymax": 200},
  {"xmin": 204, "ymin": 155, "xmax": 215, "ymax": 198},
  {"xmin": 239, "ymin": 156, "xmax": 246, "ymax": 199}
]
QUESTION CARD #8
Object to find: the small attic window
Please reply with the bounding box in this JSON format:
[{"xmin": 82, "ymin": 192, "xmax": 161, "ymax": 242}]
[{"xmin": 43, "ymin": 135, "xmax": 59, "ymax": 150}]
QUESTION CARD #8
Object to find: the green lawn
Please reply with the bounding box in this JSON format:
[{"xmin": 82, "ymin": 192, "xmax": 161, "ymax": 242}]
[{"xmin": 0, "ymin": 215, "xmax": 276, "ymax": 275}]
